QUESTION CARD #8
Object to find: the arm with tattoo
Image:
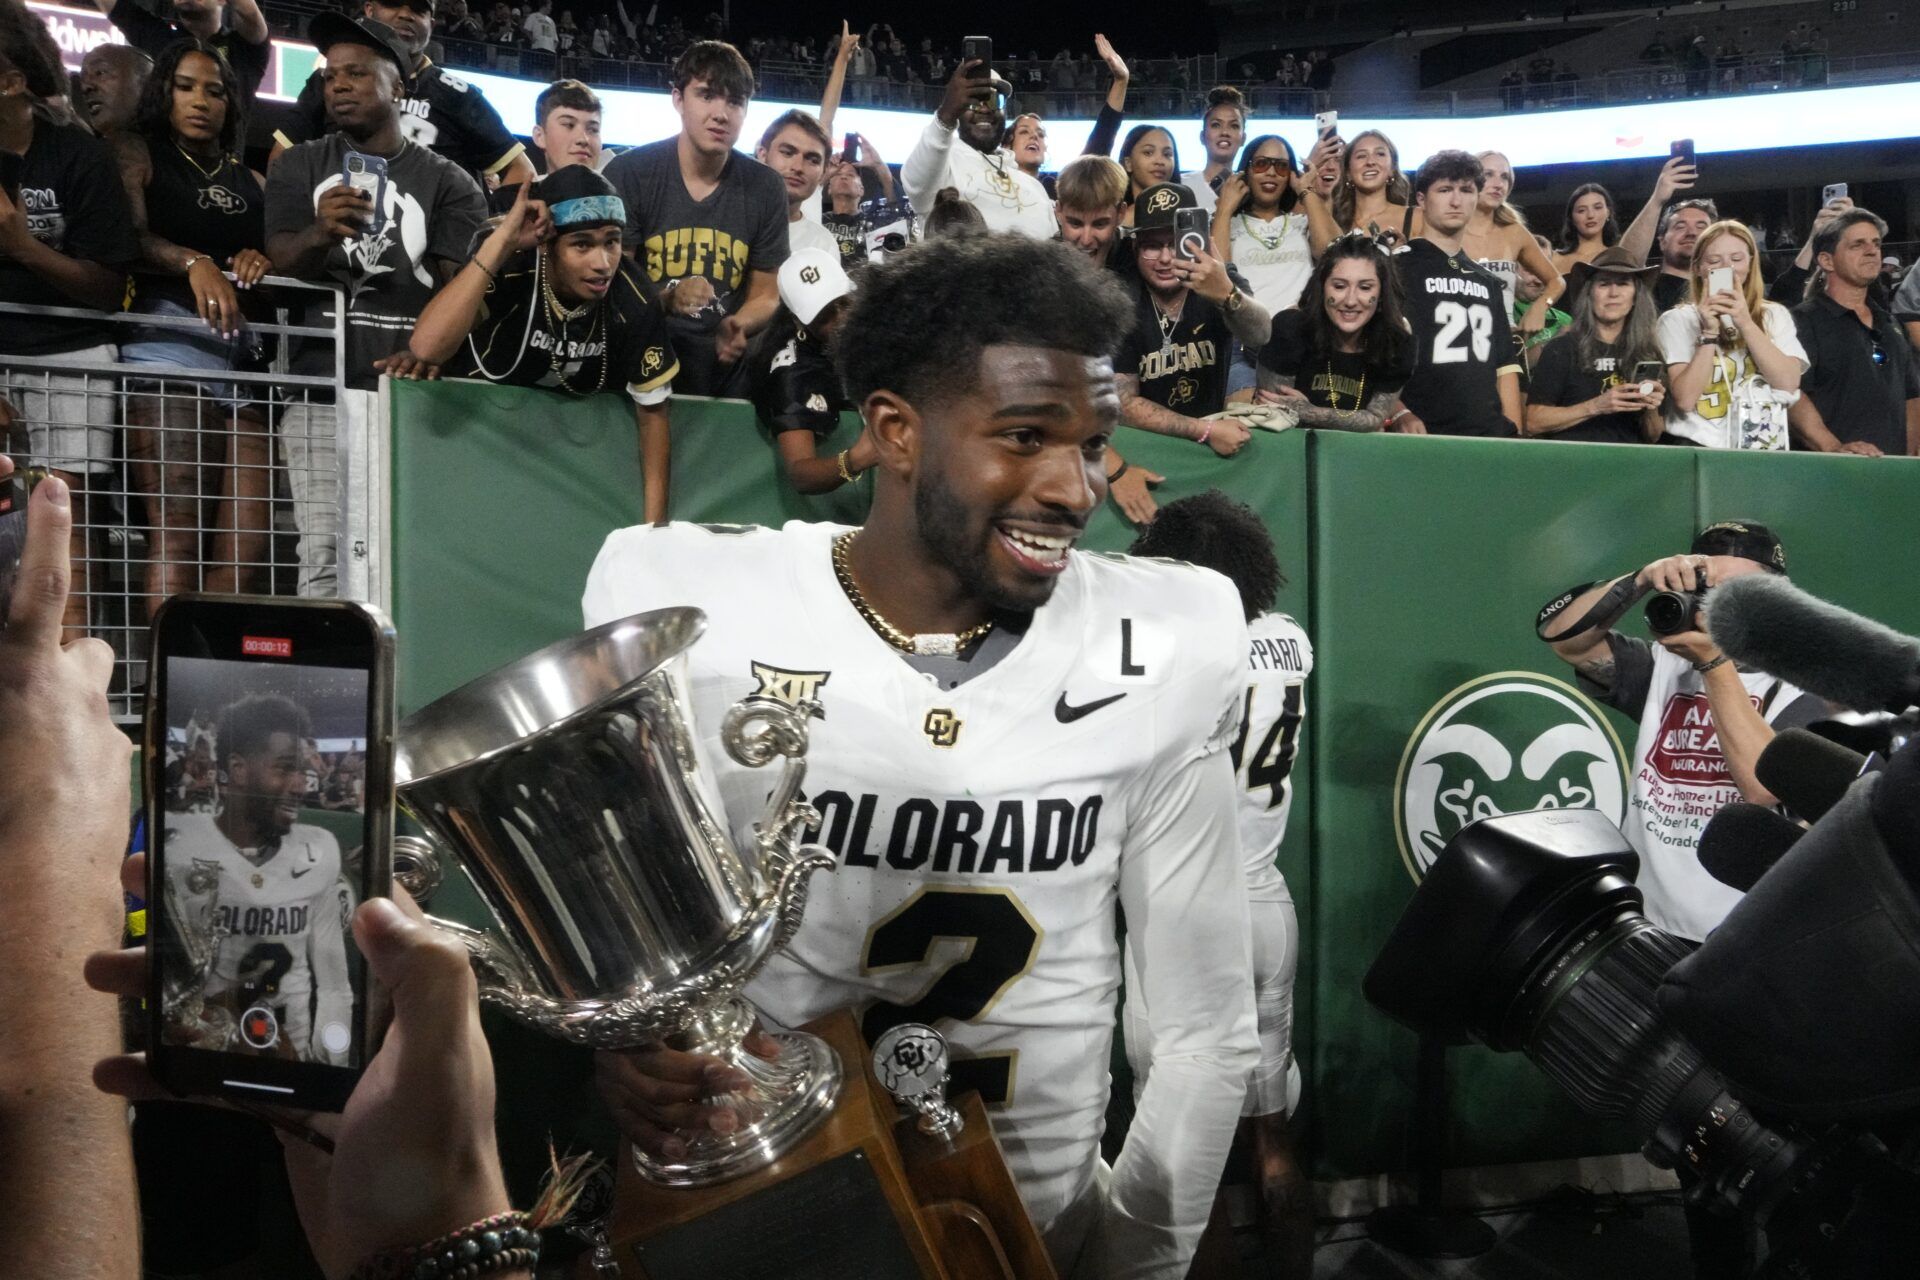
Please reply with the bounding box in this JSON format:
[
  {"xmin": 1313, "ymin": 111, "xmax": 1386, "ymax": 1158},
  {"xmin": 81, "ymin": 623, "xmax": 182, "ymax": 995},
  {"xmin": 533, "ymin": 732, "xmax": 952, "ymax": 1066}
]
[{"xmin": 1539, "ymin": 572, "xmax": 1649, "ymax": 679}]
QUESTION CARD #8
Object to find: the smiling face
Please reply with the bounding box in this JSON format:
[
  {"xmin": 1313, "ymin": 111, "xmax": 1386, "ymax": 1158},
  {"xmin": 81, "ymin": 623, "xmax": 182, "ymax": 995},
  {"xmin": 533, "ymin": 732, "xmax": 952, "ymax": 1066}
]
[
  {"xmin": 1661, "ymin": 206, "xmax": 1713, "ymax": 267},
  {"xmin": 1477, "ymin": 152, "xmax": 1512, "ymax": 210},
  {"xmin": 228, "ymin": 731, "xmax": 309, "ymax": 838},
  {"xmin": 1323, "ymin": 254, "xmax": 1382, "ymax": 337},
  {"xmin": 908, "ymin": 344, "xmax": 1118, "ymax": 611},
  {"xmin": 674, "ymin": 75, "xmax": 746, "ymax": 157},
  {"xmin": 1124, "ymin": 129, "xmax": 1176, "ymax": 191},
  {"xmin": 534, "ymin": 104, "xmax": 601, "ymax": 171},
  {"xmin": 1134, "ymin": 228, "xmax": 1183, "ymax": 298},
  {"xmin": 1346, "ymin": 135, "xmax": 1392, "ymax": 194},
  {"xmin": 960, "ymin": 91, "xmax": 1004, "ymax": 151},
  {"xmin": 548, "ymin": 223, "xmax": 622, "ymax": 304},
  {"xmin": 167, "ymin": 50, "xmax": 228, "ymax": 148},
  {"xmin": 757, "ymin": 122, "xmax": 827, "ymax": 206},
  {"xmin": 1245, "ymin": 139, "xmax": 1292, "ymax": 211},
  {"xmin": 1202, "ymin": 103, "xmax": 1244, "ymax": 164}
]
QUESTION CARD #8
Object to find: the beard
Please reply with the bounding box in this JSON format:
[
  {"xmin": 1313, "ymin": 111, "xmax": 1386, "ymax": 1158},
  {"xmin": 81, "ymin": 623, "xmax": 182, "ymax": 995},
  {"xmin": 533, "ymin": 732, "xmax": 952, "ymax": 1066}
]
[{"xmin": 911, "ymin": 455, "xmax": 1052, "ymax": 615}]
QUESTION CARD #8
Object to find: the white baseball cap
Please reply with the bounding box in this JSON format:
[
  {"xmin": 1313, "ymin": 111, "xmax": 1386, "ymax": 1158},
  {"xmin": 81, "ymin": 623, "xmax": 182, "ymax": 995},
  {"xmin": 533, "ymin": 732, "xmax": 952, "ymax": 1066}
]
[{"xmin": 778, "ymin": 248, "xmax": 854, "ymax": 326}]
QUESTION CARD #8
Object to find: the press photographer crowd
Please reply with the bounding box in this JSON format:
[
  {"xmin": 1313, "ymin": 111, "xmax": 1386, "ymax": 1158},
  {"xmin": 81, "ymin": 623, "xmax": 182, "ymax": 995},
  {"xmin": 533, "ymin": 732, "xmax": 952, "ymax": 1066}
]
[{"xmin": 3, "ymin": 0, "xmax": 1920, "ymax": 1276}]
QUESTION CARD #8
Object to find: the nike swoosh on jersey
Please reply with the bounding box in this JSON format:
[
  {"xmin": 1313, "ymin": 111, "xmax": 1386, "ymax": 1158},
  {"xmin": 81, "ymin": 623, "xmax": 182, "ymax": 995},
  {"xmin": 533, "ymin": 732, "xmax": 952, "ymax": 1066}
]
[
  {"xmin": 1054, "ymin": 691, "xmax": 1128, "ymax": 723},
  {"xmin": 291, "ymin": 863, "xmax": 314, "ymax": 878}
]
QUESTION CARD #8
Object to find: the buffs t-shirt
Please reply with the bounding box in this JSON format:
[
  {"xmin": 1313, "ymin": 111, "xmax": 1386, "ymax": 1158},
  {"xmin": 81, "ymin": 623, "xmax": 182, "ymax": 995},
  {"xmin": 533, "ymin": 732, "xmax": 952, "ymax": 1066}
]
[
  {"xmin": 1527, "ymin": 333, "xmax": 1651, "ymax": 444},
  {"xmin": 0, "ymin": 113, "xmax": 138, "ymax": 356},
  {"xmin": 1394, "ymin": 239, "xmax": 1521, "ymax": 437},
  {"xmin": 107, "ymin": 6, "xmax": 269, "ymax": 103},
  {"xmin": 278, "ymin": 61, "xmax": 527, "ymax": 188},
  {"xmin": 264, "ymin": 136, "xmax": 487, "ymax": 388},
  {"xmin": 603, "ymin": 138, "xmax": 789, "ymax": 358},
  {"xmin": 445, "ymin": 251, "xmax": 679, "ymax": 404},
  {"xmin": 1256, "ymin": 308, "xmax": 1412, "ymax": 410},
  {"xmin": 1115, "ymin": 278, "xmax": 1230, "ymax": 417}
]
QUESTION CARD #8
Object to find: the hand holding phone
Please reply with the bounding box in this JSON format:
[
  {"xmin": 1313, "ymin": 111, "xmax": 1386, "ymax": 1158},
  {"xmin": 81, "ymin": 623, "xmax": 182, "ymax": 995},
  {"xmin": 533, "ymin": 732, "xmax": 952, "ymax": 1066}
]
[
  {"xmin": 144, "ymin": 595, "xmax": 395, "ymax": 1111},
  {"xmin": 962, "ymin": 34, "xmax": 991, "ymax": 80},
  {"xmin": 1175, "ymin": 206, "xmax": 1210, "ymax": 261},
  {"xmin": 1822, "ymin": 182, "xmax": 1848, "ymax": 205},
  {"xmin": 342, "ymin": 150, "xmax": 389, "ymax": 236},
  {"xmin": 842, "ymin": 132, "xmax": 858, "ymax": 164},
  {"xmin": 1670, "ymin": 138, "xmax": 1696, "ymax": 169},
  {"xmin": 1315, "ymin": 109, "xmax": 1338, "ymax": 139}
]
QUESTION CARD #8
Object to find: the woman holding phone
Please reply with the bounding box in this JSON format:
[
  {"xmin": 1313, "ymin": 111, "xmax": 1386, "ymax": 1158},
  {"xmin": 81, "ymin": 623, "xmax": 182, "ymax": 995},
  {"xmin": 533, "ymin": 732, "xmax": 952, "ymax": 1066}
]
[
  {"xmin": 116, "ymin": 38, "xmax": 273, "ymax": 618},
  {"xmin": 1656, "ymin": 219, "xmax": 1807, "ymax": 449},
  {"xmin": 1524, "ymin": 248, "xmax": 1667, "ymax": 443},
  {"xmin": 1302, "ymin": 129, "xmax": 1421, "ymax": 257}
]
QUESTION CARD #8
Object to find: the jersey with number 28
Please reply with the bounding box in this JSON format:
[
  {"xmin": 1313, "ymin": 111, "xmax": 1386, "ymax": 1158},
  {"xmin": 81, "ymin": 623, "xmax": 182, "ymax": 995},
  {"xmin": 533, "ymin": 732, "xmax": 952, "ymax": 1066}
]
[
  {"xmin": 1395, "ymin": 239, "xmax": 1520, "ymax": 436},
  {"xmin": 583, "ymin": 520, "xmax": 1257, "ymax": 1264}
]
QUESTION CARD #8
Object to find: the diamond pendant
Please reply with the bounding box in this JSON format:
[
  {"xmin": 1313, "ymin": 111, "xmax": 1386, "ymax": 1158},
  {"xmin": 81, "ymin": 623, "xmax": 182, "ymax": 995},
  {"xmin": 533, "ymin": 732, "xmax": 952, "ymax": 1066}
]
[{"xmin": 912, "ymin": 634, "xmax": 960, "ymax": 657}]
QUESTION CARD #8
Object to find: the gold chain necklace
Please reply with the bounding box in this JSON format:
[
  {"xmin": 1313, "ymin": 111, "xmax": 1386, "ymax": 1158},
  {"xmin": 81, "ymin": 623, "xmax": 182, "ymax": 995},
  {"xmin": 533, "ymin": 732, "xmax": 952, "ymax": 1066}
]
[
  {"xmin": 1326, "ymin": 360, "xmax": 1365, "ymax": 411},
  {"xmin": 539, "ymin": 252, "xmax": 608, "ymax": 395},
  {"xmin": 831, "ymin": 531, "xmax": 994, "ymax": 657},
  {"xmin": 1238, "ymin": 212, "xmax": 1286, "ymax": 251},
  {"xmin": 174, "ymin": 142, "xmax": 226, "ymax": 181}
]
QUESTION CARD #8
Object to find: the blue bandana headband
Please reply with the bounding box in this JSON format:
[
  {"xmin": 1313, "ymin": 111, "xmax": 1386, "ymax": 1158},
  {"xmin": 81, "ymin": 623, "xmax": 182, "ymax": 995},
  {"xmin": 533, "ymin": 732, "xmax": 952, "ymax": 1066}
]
[{"xmin": 549, "ymin": 194, "xmax": 626, "ymax": 230}]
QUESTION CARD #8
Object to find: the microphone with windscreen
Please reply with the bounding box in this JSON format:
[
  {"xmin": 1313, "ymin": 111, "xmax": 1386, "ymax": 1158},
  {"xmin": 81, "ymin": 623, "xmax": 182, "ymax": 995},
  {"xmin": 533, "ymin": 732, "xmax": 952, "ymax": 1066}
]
[
  {"xmin": 1696, "ymin": 802, "xmax": 1804, "ymax": 892},
  {"xmin": 1707, "ymin": 574, "xmax": 1920, "ymax": 712}
]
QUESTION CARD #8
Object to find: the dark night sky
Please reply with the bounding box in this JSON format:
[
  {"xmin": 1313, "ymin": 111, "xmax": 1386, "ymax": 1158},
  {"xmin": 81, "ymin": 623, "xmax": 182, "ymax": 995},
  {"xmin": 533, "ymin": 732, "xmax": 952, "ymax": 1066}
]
[{"xmin": 654, "ymin": 1, "xmax": 1222, "ymax": 61}]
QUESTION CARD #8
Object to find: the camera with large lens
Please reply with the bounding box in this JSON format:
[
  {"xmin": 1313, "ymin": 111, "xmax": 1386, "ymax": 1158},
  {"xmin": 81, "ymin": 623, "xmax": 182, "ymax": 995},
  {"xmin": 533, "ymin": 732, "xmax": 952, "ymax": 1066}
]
[
  {"xmin": 1365, "ymin": 797, "xmax": 1920, "ymax": 1278},
  {"xmin": 1645, "ymin": 588, "xmax": 1705, "ymax": 636}
]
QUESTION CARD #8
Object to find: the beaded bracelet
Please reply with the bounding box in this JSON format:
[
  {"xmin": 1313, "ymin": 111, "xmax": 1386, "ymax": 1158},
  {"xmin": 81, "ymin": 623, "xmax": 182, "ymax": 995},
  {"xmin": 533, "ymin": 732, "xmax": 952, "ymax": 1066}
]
[{"xmin": 348, "ymin": 1212, "xmax": 541, "ymax": 1280}]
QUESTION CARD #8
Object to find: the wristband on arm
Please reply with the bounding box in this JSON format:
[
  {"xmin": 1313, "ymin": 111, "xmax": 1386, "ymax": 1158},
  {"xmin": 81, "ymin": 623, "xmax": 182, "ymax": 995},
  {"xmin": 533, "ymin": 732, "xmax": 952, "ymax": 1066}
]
[{"xmin": 1535, "ymin": 575, "xmax": 1648, "ymax": 642}]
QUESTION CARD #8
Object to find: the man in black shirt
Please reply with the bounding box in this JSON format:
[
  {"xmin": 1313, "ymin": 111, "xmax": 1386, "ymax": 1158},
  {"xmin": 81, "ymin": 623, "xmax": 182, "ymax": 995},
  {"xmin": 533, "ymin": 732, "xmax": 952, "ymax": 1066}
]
[
  {"xmin": 1789, "ymin": 208, "xmax": 1920, "ymax": 457},
  {"xmin": 403, "ymin": 167, "xmax": 680, "ymax": 520},
  {"xmin": 77, "ymin": 43, "xmax": 150, "ymax": 138},
  {"xmin": 1651, "ymin": 198, "xmax": 1717, "ymax": 313},
  {"xmin": 1113, "ymin": 183, "xmax": 1269, "ymax": 454},
  {"xmin": 271, "ymin": 0, "xmax": 535, "ymax": 192},
  {"xmin": 1393, "ymin": 151, "xmax": 1521, "ymax": 437},
  {"xmin": 89, "ymin": 0, "xmax": 270, "ymax": 106}
]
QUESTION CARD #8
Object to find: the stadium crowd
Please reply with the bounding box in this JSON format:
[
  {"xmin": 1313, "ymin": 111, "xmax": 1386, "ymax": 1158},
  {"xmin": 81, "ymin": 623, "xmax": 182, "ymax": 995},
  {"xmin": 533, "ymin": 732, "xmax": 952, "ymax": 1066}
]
[{"xmin": 2, "ymin": 0, "xmax": 1918, "ymax": 1277}]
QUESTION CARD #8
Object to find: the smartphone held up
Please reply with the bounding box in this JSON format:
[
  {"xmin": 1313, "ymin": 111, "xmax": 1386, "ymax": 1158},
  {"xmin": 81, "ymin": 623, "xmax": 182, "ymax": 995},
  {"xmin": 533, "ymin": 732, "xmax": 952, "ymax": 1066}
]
[{"xmin": 144, "ymin": 595, "xmax": 395, "ymax": 1112}]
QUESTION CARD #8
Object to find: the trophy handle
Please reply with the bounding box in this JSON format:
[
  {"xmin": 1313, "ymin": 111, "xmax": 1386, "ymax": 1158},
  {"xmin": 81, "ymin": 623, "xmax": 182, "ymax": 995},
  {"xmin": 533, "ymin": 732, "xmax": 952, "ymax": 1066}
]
[{"xmin": 719, "ymin": 696, "xmax": 836, "ymax": 949}]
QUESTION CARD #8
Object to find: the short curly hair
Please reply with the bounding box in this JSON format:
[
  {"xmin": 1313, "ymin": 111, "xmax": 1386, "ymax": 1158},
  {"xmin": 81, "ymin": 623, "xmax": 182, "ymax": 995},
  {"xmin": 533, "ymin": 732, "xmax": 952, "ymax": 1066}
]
[
  {"xmin": 836, "ymin": 234, "xmax": 1133, "ymax": 410},
  {"xmin": 215, "ymin": 694, "xmax": 312, "ymax": 771},
  {"xmin": 1127, "ymin": 490, "xmax": 1284, "ymax": 622},
  {"xmin": 0, "ymin": 0, "xmax": 67, "ymax": 99}
]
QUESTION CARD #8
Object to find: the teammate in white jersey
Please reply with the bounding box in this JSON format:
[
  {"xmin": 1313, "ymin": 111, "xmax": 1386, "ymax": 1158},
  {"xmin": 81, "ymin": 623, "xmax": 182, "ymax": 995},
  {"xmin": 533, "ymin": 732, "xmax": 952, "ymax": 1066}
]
[
  {"xmin": 588, "ymin": 234, "xmax": 1259, "ymax": 1280},
  {"xmin": 162, "ymin": 693, "xmax": 354, "ymax": 1063},
  {"xmin": 1122, "ymin": 492, "xmax": 1313, "ymax": 1278}
]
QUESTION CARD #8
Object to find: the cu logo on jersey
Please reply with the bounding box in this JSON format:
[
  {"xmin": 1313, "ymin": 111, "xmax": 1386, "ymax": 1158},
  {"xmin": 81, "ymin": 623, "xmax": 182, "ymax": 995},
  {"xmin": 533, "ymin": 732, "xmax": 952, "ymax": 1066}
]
[
  {"xmin": 923, "ymin": 708, "xmax": 963, "ymax": 748},
  {"xmin": 1146, "ymin": 186, "xmax": 1180, "ymax": 215},
  {"xmin": 199, "ymin": 184, "xmax": 247, "ymax": 215},
  {"xmin": 1393, "ymin": 672, "xmax": 1628, "ymax": 882},
  {"xmin": 641, "ymin": 346, "xmax": 665, "ymax": 375}
]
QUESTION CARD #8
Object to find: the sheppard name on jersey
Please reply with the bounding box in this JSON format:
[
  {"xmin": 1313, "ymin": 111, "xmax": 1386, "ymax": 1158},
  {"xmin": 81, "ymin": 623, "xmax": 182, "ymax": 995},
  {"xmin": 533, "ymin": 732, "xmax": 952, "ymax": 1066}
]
[
  {"xmin": 1424, "ymin": 275, "xmax": 1494, "ymax": 301},
  {"xmin": 804, "ymin": 790, "xmax": 1103, "ymax": 874},
  {"xmin": 1250, "ymin": 635, "xmax": 1306, "ymax": 674},
  {"xmin": 213, "ymin": 903, "xmax": 311, "ymax": 937},
  {"xmin": 1138, "ymin": 339, "xmax": 1217, "ymax": 383}
]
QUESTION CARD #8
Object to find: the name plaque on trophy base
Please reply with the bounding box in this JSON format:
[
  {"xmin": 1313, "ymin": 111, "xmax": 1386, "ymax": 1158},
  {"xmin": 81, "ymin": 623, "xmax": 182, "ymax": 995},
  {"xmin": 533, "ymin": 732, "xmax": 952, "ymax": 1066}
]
[{"xmin": 605, "ymin": 1010, "xmax": 948, "ymax": 1280}]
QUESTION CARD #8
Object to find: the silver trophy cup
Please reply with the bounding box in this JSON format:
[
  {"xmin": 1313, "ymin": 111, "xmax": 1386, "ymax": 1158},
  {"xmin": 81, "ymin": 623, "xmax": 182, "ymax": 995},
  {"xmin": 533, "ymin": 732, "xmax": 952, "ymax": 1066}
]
[{"xmin": 393, "ymin": 607, "xmax": 841, "ymax": 1186}]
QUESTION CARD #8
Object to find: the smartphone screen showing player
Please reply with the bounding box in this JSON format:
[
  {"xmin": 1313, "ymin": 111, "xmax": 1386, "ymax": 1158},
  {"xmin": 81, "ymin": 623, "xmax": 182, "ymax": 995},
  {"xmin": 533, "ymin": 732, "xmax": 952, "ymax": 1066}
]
[{"xmin": 145, "ymin": 595, "xmax": 394, "ymax": 1111}]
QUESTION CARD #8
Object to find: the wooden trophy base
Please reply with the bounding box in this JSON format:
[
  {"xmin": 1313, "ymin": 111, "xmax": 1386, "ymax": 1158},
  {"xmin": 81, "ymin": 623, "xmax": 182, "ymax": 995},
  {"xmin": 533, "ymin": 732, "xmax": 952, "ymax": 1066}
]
[{"xmin": 599, "ymin": 1010, "xmax": 1056, "ymax": 1280}]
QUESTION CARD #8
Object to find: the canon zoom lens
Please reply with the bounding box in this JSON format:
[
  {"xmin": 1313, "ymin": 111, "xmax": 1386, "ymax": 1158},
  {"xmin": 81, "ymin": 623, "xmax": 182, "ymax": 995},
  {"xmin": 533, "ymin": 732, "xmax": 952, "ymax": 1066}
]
[{"xmin": 1644, "ymin": 589, "xmax": 1705, "ymax": 637}]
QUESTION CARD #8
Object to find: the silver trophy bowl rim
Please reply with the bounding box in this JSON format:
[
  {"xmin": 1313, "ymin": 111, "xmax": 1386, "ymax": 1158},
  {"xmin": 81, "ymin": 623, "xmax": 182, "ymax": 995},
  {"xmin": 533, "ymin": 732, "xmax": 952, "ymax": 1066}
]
[{"xmin": 395, "ymin": 606, "xmax": 707, "ymax": 789}]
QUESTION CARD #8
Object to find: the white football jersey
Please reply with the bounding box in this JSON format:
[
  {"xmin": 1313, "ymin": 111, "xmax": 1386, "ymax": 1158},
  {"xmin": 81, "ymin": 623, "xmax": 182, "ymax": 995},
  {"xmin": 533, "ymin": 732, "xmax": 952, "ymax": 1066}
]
[
  {"xmin": 165, "ymin": 812, "xmax": 350, "ymax": 1058},
  {"xmin": 585, "ymin": 521, "xmax": 1260, "ymax": 1278},
  {"xmin": 1231, "ymin": 613, "xmax": 1312, "ymax": 903}
]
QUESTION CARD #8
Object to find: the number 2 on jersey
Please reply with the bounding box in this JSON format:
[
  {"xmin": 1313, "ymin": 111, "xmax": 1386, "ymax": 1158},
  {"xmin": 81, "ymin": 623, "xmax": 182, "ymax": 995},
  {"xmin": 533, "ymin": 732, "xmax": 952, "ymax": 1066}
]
[
  {"xmin": 860, "ymin": 887, "xmax": 1042, "ymax": 1106},
  {"xmin": 1432, "ymin": 300, "xmax": 1493, "ymax": 363},
  {"xmin": 1228, "ymin": 682, "xmax": 1304, "ymax": 811}
]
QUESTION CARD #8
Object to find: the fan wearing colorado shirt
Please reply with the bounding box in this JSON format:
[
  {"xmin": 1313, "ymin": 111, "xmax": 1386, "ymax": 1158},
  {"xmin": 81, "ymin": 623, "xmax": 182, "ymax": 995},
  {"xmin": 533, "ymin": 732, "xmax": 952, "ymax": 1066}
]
[
  {"xmin": 1124, "ymin": 491, "xmax": 1314, "ymax": 1279},
  {"xmin": 163, "ymin": 693, "xmax": 353, "ymax": 1064},
  {"xmin": 587, "ymin": 235, "xmax": 1258, "ymax": 1280}
]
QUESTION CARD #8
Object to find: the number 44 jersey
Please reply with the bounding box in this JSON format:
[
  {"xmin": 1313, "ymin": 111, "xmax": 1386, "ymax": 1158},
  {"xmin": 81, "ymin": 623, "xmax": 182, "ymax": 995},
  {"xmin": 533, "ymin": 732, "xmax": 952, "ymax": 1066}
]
[{"xmin": 585, "ymin": 521, "xmax": 1261, "ymax": 1276}]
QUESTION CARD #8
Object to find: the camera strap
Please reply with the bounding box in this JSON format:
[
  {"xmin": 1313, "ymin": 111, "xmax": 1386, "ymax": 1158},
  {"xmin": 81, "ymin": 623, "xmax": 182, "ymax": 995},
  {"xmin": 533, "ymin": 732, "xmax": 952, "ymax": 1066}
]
[{"xmin": 1536, "ymin": 575, "xmax": 1646, "ymax": 641}]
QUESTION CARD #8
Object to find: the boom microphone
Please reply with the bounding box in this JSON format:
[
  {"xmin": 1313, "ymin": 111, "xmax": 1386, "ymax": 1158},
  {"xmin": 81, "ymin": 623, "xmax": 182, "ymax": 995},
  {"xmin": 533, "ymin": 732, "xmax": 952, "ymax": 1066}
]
[
  {"xmin": 1696, "ymin": 802, "xmax": 1804, "ymax": 892},
  {"xmin": 1707, "ymin": 574, "xmax": 1920, "ymax": 712},
  {"xmin": 1755, "ymin": 728, "xmax": 1879, "ymax": 823}
]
